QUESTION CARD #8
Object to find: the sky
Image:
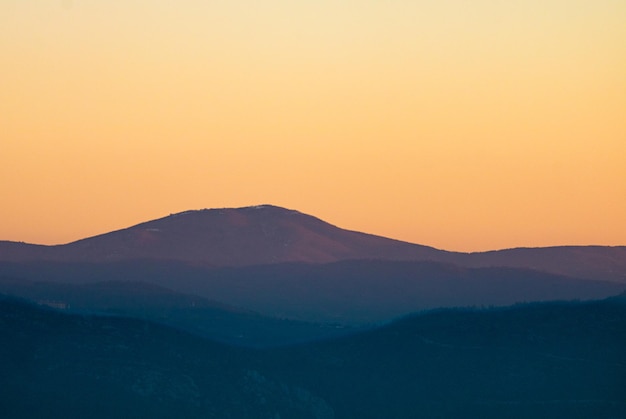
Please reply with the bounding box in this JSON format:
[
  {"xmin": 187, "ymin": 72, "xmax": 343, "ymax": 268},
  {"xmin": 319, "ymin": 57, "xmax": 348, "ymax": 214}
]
[{"xmin": 1, "ymin": 0, "xmax": 625, "ymax": 252}]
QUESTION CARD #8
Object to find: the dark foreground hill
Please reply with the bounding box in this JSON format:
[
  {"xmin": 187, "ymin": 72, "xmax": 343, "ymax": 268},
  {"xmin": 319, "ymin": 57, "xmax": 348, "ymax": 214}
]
[
  {"xmin": 1, "ymin": 295, "xmax": 625, "ymax": 418},
  {"xmin": 1, "ymin": 205, "xmax": 625, "ymax": 282},
  {"xmin": 264, "ymin": 295, "xmax": 626, "ymax": 419},
  {"xmin": 0, "ymin": 296, "xmax": 331, "ymax": 419}
]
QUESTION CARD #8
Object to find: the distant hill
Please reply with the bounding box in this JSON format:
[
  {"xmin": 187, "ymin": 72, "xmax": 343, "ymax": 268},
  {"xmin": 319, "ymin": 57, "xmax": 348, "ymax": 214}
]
[
  {"xmin": 1, "ymin": 260, "xmax": 622, "ymax": 324},
  {"xmin": 1, "ymin": 205, "xmax": 625, "ymax": 282},
  {"xmin": 457, "ymin": 245, "xmax": 626, "ymax": 283},
  {"xmin": 1, "ymin": 295, "xmax": 624, "ymax": 418},
  {"xmin": 0, "ymin": 277, "xmax": 358, "ymax": 347}
]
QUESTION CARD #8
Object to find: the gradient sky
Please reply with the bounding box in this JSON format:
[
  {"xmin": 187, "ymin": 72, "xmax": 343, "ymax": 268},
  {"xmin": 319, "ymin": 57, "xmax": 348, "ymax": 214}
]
[{"xmin": 1, "ymin": 0, "xmax": 625, "ymax": 251}]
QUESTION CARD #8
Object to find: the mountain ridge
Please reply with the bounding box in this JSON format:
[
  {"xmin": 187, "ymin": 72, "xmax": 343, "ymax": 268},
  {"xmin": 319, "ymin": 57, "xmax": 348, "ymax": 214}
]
[
  {"xmin": 1, "ymin": 259, "xmax": 622, "ymax": 324},
  {"xmin": 1, "ymin": 205, "xmax": 625, "ymax": 282}
]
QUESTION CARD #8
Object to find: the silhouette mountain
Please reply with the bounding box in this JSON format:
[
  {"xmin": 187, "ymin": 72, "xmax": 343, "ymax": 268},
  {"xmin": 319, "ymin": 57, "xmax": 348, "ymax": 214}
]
[{"xmin": 0, "ymin": 205, "xmax": 625, "ymax": 282}]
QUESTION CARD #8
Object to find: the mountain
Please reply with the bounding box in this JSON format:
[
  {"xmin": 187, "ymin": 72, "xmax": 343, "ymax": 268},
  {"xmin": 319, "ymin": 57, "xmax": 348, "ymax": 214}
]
[
  {"xmin": 1, "ymin": 205, "xmax": 625, "ymax": 282},
  {"xmin": 2, "ymin": 295, "xmax": 625, "ymax": 418},
  {"xmin": 0, "ymin": 205, "xmax": 444, "ymax": 265}
]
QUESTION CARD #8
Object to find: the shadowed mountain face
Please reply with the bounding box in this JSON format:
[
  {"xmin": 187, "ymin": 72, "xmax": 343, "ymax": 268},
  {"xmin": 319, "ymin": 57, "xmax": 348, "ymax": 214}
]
[{"xmin": 1, "ymin": 205, "xmax": 625, "ymax": 282}]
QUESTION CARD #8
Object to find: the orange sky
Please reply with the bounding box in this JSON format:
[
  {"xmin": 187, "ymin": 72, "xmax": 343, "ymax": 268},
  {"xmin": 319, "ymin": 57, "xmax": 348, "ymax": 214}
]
[{"xmin": 1, "ymin": 0, "xmax": 625, "ymax": 252}]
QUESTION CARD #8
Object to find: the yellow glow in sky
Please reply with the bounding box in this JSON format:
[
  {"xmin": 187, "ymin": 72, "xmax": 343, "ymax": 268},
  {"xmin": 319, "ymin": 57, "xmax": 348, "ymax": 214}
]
[{"xmin": 1, "ymin": 0, "xmax": 625, "ymax": 251}]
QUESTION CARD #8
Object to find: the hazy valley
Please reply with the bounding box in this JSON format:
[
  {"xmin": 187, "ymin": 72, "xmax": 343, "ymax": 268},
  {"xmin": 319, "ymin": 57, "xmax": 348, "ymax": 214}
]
[{"xmin": 1, "ymin": 205, "xmax": 625, "ymax": 417}]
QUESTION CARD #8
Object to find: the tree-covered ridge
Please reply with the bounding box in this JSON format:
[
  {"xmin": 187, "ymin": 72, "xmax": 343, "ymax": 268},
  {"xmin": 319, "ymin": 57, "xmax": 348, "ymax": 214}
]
[{"xmin": 1, "ymin": 295, "xmax": 625, "ymax": 418}]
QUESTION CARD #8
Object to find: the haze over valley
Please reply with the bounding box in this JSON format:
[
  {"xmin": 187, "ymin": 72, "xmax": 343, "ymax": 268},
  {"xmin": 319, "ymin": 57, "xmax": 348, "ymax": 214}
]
[{"xmin": 1, "ymin": 207, "xmax": 625, "ymax": 417}]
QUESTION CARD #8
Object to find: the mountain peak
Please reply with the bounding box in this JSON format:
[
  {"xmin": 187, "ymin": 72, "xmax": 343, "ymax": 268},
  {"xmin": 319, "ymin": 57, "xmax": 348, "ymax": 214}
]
[
  {"xmin": 150, "ymin": 205, "xmax": 323, "ymax": 234},
  {"xmin": 168, "ymin": 204, "xmax": 293, "ymax": 214},
  {"xmin": 163, "ymin": 205, "xmax": 304, "ymax": 222}
]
